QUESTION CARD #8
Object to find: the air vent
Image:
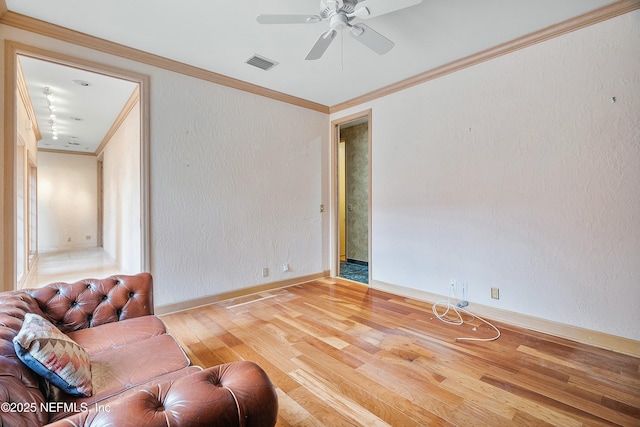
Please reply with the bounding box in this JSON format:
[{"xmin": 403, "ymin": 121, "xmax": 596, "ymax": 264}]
[{"xmin": 246, "ymin": 54, "xmax": 279, "ymax": 71}]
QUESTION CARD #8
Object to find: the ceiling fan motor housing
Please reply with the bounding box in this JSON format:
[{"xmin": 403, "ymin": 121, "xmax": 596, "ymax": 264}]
[{"xmin": 320, "ymin": 0, "xmax": 357, "ymax": 18}]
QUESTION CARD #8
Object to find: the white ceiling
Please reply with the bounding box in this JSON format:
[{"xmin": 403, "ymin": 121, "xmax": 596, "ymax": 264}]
[
  {"xmin": 7, "ymin": 0, "xmax": 619, "ymax": 143},
  {"xmin": 19, "ymin": 56, "xmax": 137, "ymax": 153}
]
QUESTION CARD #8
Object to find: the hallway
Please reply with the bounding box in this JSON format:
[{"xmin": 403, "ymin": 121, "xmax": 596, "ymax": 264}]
[{"xmin": 21, "ymin": 247, "xmax": 120, "ymax": 289}]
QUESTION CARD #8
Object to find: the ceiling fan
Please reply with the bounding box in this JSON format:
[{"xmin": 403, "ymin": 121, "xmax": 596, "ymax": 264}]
[{"xmin": 256, "ymin": 0, "xmax": 422, "ymax": 60}]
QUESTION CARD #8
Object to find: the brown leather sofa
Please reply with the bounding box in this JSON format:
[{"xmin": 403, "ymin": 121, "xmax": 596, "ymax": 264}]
[{"xmin": 0, "ymin": 273, "xmax": 278, "ymax": 426}]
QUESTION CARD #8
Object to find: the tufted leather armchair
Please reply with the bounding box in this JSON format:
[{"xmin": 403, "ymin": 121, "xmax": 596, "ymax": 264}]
[{"xmin": 0, "ymin": 273, "xmax": 278, "ymax": 427}]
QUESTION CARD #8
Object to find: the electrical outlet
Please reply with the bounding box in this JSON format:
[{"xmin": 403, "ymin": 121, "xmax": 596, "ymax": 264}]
[
  {"xmin": 282, "ymin": 263, "xmax": 290, "ymax": 272},
  {"xmin": 491, "ymin": 287, "xmax": 500, "ymax": 300},
  {"xmin": 262, "ymin": 268, "xmax": 269, "ymax": 278}
]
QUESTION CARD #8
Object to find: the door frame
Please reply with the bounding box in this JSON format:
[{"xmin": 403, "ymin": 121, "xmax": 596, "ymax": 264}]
[
  {"xmin": 2, "ymin": 41, "xmax": 151, "ymax": 290},
  {"xmin": 330, "ymin": 109, "xmax": 372, "ymax": 284}
]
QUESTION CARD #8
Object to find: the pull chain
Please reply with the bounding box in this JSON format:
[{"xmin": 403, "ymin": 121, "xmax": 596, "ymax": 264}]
[{"xmin": 340, "ymin": 29, "xmax": 344, "ymax": 70}]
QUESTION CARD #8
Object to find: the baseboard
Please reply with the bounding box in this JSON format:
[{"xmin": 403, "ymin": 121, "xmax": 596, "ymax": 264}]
[
  {"xmin": 155, "ymin": 271, "xmax": 330, "ymax": 316},
  {"xmin": 371, "ymin": 279, "xmax": 640, "ymax": 358}
]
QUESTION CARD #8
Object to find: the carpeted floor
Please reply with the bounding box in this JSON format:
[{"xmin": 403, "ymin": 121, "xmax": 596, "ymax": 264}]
[{"xmin": 339, "ymin": 261, "xmax": 368, "ymax": 284}]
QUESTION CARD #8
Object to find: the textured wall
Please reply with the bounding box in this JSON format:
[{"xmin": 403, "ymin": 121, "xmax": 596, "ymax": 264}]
[
  {"xmin": 341, "ymin": 123, "xmax": 369, "ymax": 263},
  {"xmin": 332, "ymin": 10, "xmax": 640, "ymax": 340},
  {"xmin": 102, "ymin": 99, "xmax": 141, "ymax": 274},
  {"xmin": 151, "ymin": 72, "xmax": 328, "ymax": 303}
]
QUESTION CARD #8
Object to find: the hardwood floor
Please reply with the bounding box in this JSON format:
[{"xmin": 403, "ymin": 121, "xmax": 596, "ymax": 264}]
[{"xmin": 160, "ymin": 278, "xmax": 640, "ymax": 427}]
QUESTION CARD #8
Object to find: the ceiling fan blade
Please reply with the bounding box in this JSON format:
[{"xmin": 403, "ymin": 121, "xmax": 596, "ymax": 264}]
[
  {"xmin": 256, "ymin": 14, "xmax": 322, "ymax": 24},
  {"xmin": 350, "ymin": 24, "xmax": 394, "ymax": 55},
  {"xmin": 353, "ymin": 0, "xmax": 422, "ymax": 19},
  {"xmin": 305, "ymin": 29, "xmax": 338, "ymax": 60}
]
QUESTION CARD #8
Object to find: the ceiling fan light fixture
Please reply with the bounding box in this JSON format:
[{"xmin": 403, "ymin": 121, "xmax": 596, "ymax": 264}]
[{"xmin": 328, "ymin": 13, "xmax": 348, "ymax": 31}]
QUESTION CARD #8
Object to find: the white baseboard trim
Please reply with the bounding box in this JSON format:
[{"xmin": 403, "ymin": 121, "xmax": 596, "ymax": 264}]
[
  {"xmin": 155, "ymin": 271, "xmax": 330, "ymax": 316},
  {"xmin": 371, "ymin": 280, "xmax": 640, "ymax": 358}
]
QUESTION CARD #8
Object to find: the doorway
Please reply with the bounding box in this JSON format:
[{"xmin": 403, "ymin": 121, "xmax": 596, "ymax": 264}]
[
  {"xmin": 333, "ymin": 110, "xmax": 372, "ymax": 284},
  {"xmin": 3, "ymin": 42, "xmax": 150, "ymax": 290}
]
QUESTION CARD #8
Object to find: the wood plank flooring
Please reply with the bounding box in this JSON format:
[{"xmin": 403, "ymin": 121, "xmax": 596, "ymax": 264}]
[{"xmin": 160, "ymin": 278, "xmax": 640, "ymax": 427}]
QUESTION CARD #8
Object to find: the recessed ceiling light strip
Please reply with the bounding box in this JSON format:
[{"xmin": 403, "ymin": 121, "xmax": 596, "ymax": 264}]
[{"xmin": 43, "ymin": 86, "xmax": 58, "ymax": 140}]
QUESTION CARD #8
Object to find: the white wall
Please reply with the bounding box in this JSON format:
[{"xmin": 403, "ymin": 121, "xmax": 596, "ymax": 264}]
[
  {"xmin": 151, "ymin": 74, "xmax": 328, "ymax": 302},
  {"xmin": 332, "ymin": 11, "xmax": 640, "ymax": 341},
  {"xmin": 0, "ymin": 25, "xmax": 330, "ymax": 306},
  {"xmin": 37, "ymin": 152, "xmax": 97, "ymax": 252},
  {"xmin": 102, "ymin": 99, "xmax": 140, "ymax": 274}
]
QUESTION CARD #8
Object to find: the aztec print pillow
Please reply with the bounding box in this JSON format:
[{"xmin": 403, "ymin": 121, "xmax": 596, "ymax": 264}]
[{"xmin": 13, "ymin": 313, "xmax": 93, "ymax": 397}]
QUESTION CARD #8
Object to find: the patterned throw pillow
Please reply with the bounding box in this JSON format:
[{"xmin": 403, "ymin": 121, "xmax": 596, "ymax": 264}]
[{"xmin": 13, "ymin": 313, "xmax": 93, "ymax": 397}]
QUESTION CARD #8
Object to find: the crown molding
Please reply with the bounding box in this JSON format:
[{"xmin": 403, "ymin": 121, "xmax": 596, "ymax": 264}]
[
  {"xmin": 37, "ymin": 148, "xmax": 96, "ymax": 157},
  {"xmin": 330, "ymin": 0, "xmax": 640, "ymax": 113},
  {"xmin": 95, "ymin": 85, "xmax": 139, "ymax": 157},
  {"xmin": 0, "ymin": 11, "xmax": 330, "ymax": 114}
]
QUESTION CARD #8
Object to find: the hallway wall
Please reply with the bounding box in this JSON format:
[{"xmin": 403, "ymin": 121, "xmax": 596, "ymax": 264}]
[
  {"xmin": 101, "ymin": 98, "xmax": 140, "ymax": 274},
  {"xmin": 37, "ymin": 151, "xmax": 97, "ymax": 252}
]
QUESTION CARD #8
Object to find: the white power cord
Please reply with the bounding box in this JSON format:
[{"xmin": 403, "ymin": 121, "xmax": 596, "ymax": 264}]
[{"xmin": 431, "ymin": 285, "xmax": 501, "ymax": 342}]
